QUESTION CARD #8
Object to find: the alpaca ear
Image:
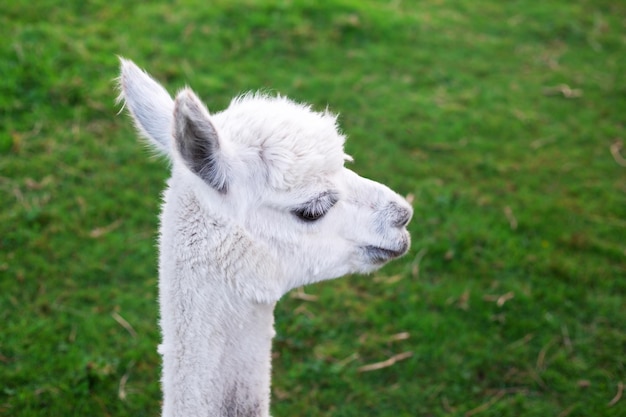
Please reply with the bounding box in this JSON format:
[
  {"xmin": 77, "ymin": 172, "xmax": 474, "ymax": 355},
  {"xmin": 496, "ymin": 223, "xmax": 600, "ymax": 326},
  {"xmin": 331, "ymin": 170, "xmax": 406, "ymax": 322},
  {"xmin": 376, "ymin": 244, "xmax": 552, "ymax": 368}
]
[
  {"xmin": 173, "ymin": 88, "xmax": 230, "ymax": 193},
  {"xmin": 118, "ymin": 58, "xmax": 174, "ymax": 155}
]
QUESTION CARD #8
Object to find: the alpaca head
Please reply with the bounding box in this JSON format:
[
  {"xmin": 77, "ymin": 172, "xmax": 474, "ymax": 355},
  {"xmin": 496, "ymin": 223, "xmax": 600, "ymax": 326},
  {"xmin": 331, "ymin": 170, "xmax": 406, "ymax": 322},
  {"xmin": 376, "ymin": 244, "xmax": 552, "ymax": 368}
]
[{"xmin": 119, "ymin": 59, "xmax": 412, "ymax": 294}]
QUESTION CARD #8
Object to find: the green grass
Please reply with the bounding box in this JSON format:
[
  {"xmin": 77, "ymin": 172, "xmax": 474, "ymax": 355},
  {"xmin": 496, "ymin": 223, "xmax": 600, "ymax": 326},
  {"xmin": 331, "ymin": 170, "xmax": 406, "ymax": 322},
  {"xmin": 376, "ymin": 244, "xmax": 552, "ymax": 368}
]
[{"xmin": 1, "ymin": 0, "xmax": 625, "ymax": 416}]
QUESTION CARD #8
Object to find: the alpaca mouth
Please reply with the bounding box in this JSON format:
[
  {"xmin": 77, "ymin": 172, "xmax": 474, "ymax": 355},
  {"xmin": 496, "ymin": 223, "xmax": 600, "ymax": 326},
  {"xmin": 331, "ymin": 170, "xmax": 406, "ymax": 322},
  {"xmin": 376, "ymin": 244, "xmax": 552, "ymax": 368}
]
[{"xmin": 363, "ymin": 245, "xmax": 407, "ymax": 264}]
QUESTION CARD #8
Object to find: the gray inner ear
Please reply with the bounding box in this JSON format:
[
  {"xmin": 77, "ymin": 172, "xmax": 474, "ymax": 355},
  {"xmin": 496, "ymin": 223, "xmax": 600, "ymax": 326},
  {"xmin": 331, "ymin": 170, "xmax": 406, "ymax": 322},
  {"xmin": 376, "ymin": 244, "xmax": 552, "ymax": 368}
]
[
  {"xmin": 175, "ymin": 96, "xmax": 228, "ymax": 194},
  {"xmin": 179, "ymin": 119, "xmax": 227, "ymax": 193}
]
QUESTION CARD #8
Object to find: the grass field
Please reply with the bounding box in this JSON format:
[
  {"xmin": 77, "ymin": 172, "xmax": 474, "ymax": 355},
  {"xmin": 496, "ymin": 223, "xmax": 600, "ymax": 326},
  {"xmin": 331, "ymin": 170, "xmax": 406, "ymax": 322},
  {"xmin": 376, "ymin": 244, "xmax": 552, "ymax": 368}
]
[{"xmin": 1, "ymin": 0, "xmax": 625, "ymax": 416}]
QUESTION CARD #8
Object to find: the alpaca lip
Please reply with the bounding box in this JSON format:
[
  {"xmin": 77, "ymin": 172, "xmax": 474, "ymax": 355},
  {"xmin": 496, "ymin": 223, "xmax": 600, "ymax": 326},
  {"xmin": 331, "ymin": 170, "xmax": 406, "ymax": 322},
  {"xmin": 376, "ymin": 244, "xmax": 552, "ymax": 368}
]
[{"xmin": 364, "ymin": 245, "xmax": 406, "ymax": 263}]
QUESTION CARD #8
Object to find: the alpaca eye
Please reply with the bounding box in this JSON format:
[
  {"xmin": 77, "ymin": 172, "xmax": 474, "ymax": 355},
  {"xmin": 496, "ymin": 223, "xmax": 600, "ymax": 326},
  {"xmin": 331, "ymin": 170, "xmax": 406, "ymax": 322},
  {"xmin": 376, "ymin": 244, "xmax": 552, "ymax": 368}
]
[
  {"xmin": 292, "ymin": 207, "xmax": 326, "ymax": 222},
  {"xmin": 292, "ymin": 191, "xmax": 338, "ymax": 222}
]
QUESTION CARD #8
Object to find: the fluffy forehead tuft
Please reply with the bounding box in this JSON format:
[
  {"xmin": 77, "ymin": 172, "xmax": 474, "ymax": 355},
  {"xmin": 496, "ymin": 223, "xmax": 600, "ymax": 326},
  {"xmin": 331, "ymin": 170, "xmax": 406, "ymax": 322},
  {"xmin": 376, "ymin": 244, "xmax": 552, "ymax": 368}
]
[{"xmin": 211, "ymin": 93, "xmax": 351, "ymax": 190}]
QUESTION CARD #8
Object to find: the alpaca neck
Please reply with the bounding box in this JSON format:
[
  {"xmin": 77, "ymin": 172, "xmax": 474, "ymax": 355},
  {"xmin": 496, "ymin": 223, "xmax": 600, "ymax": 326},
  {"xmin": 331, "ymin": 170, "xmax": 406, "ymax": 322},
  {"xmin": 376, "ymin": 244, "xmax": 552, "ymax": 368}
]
[
  {"xmin": 158, "ymin": 185, "xmax": 281, "ymax": 417},
  {"xmin": 160, "ymin": 291, "xmax": 276, "ymax": 417}
]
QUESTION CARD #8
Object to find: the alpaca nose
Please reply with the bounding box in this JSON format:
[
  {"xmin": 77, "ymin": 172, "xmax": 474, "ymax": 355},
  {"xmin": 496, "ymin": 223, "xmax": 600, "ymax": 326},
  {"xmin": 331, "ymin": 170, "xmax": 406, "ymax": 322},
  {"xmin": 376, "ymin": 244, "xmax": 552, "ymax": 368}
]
[
  {"xmin": 385, "ymin": 201, "xmax": 413, "ymax": 228},
  {"xmin": 394, "ymin": 208, "xmax": 413, "ymax": 227},
  {"xmin": 394, "ymin": 206, "xmax": 412, "ymax": 228}
]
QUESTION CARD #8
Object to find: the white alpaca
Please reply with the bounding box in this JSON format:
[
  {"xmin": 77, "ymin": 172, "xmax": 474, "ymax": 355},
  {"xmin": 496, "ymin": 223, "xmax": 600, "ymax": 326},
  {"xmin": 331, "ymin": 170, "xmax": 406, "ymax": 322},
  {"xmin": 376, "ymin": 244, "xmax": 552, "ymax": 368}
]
[{"xmin": 119, "ymin": 58, "xmax": 412, "ymax": 417}]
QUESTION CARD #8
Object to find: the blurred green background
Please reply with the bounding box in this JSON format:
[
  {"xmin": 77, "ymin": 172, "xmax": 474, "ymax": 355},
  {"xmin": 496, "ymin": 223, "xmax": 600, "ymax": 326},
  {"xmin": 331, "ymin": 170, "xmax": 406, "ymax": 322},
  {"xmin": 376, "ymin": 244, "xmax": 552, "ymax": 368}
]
[{"xmin": 1, "ymin": 1, "xmax": 624, "ymax": 416}]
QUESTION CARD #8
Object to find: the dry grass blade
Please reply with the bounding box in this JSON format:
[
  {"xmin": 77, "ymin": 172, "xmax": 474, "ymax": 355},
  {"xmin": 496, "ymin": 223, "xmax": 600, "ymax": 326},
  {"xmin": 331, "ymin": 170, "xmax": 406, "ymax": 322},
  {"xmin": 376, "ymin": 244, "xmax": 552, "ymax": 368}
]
[
  {"xmin": 111, "ymin": 311, "xmax": 137, "ymax": 338},
  {"xmin": 610, "ymin": 140, "xmax": 626, "ymax": 167},
  {"xmin": 336, "ymin": 352, "xmax": 359, "ymax": 369},
  {"xmin": 290, "ymin": 287, "xmax": 318, "ymax": 302},
  {"xmin": 508, "ymin": 333, "xmax": 534, "ymax": 349},
  {"xmin": 557, "ymin": 404, "xmax": 576, "ymax": 417},
  {"xmin": 561, "ymin": 325, "xmax": 573, "ymax": 352},
  {"xmin": 503, "ymin": 206, "xmax": 518, "ymax": 230},
  {"xmin": 464, "ymin": 390, "xmax": 506, "ymax": 417},
  {"xmin": 118, "ymin": 361, "xmax": 135, "ymax": 401},
  {"xmin": 90, "ymin": 219, "xmax": 123, "ymax": 238},
  {"xmin": 293, "ymin": 304, "xmax": 315, "ymax": 319},
  {"xmin": 357, "ymin": 351, "xmax": 413, "ymax": 372},
  {"xmin": 543, "ymin": 84, "xmax": 582, "ymax": 98},
  {"xmin": 411, "ymin": 248, "xmax": 428, "ymax": 279},
  {"xmin": 442, "ymin": 397, "xmax": 457, "ymax": 413},
  {"xmin": 608, "ymin": 381, "xmax": 623, "ymax": 407},
  {"xmin": 388, "ymin": 332, "xmax": 410, "ymax": 342},
  {"xmin": 373, "ymin": 274, "xmax": 404, "ymax": 284},
  {"xmin": 118, "ymin": 371, "xmax": 130, "ymax": 401},
  {"xmin": 483, "ymin": 291, "xmax": 514, "ymax": 307},
  {"xmin": 536, "ymin": 336, "xmax": 560, "ymax": 371}
]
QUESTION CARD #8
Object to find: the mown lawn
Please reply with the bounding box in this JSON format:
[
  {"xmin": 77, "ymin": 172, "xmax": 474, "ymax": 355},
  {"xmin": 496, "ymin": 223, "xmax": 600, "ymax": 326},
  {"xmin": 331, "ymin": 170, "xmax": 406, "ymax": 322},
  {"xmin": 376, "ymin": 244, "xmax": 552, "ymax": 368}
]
[{"xmin": 1, "ymin": 1, "xmax": 624, "ymax": 416}]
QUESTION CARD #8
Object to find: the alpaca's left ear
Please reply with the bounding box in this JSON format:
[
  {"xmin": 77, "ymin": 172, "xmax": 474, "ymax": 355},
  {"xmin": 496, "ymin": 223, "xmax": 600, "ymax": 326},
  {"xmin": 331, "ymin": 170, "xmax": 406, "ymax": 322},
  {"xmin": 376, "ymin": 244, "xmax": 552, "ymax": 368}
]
[
  {"xmin": 118, "ymin": 58, "xmax": 175, "ymax": 155},
  {"xmin": 173, "ymin": 88, "xmax": 230, "ymax": 193}
]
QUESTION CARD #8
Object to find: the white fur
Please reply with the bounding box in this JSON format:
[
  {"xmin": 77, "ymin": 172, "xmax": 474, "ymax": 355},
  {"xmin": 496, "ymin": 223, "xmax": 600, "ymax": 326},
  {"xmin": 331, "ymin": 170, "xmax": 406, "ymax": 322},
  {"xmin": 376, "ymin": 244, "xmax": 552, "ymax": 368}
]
[{"xmin": 119, "ymin": 58, "xmax": 413, "ymax": 417}]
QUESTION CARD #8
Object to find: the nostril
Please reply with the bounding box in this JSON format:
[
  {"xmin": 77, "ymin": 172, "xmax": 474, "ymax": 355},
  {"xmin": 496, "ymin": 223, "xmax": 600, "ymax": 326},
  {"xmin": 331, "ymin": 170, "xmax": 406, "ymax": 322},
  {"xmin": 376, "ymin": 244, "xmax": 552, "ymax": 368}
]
[
  {"xmin": 385, "ymin": 202, "xmax": 412, "ymax": 228},
  {"xmin": 394, "ymin": 208, "xmax": 412, "ymax": 228}
]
